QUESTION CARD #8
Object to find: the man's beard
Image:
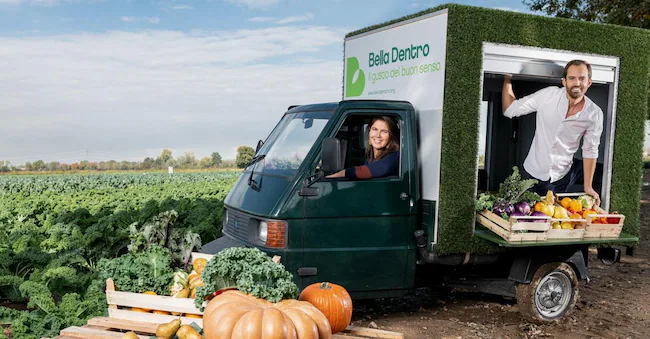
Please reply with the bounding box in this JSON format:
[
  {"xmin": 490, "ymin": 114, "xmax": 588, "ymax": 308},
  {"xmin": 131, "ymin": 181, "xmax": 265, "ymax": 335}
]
[{"xmin": 567, "ymin": 86, "xmax": 583, "ymax": 99}]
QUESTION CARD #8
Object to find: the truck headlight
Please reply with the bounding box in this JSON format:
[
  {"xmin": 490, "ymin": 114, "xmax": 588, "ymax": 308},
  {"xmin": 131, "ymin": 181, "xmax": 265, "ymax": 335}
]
[
  {"xmin": 259, "ymin": 220, "xmax": 287, "ymax": 248},
  {"xmin": 259, "ymin": 221, "xmax": 268, "ymax": 242}
]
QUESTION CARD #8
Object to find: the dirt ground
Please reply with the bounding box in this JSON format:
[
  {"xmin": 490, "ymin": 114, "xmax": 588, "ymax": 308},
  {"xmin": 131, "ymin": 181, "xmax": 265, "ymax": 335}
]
[{"xmin": 350, "ymin": 173, "xmax": 650, "ymax": 339}]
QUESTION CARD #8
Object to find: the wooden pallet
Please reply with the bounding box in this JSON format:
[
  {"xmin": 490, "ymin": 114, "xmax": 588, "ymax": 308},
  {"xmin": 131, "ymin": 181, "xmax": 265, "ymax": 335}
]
[
  {"xmin": 476, "ymin": 210, "xmax": 550, "ymax": 243},
  {"xmin": 53, "ymin": 317, "xmax": 404, "ymax": 339}
]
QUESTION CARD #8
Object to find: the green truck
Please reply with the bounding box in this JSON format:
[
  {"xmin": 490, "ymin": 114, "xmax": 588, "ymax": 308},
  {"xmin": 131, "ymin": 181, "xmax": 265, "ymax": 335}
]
[{"xmin": 203, "ymin": 5, "xmax": 650, "ymax": 322}]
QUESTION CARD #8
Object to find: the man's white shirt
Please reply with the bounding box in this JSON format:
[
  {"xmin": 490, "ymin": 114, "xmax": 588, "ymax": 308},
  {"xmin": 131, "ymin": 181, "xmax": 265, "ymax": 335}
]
[{"xmin": 504, "ymin": 86, "xmax": 603, "ymax": 183}]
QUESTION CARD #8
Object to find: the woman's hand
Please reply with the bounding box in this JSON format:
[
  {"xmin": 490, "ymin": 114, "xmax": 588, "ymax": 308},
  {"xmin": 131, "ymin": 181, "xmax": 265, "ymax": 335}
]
[{"xmin": 326, "ymin": 170, "xmax": 345, "ymax": 179}]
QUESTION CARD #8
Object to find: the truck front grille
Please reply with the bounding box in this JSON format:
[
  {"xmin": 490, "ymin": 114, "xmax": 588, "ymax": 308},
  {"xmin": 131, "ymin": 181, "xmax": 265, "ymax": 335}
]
[{"xmin": 225, "ymin": 209, "xmax": 250, "ymax": 241}]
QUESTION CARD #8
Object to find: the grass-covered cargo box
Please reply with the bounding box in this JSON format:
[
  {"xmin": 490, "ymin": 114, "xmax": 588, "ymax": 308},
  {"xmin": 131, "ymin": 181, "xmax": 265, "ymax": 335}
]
[{"xmin": 345, "ymin": 4, "xmax": 650, "ymax": 255}]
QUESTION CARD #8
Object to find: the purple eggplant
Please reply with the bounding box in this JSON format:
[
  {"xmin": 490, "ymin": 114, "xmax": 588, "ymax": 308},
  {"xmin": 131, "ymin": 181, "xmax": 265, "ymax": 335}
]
[
  {"xmin": 509, "ymin": 211, "xmax": 525, "ymax": 220},
  {"xmin": 493, "ymin": 200, "xmax": 515, "ymax": 216},
  {"xmin": 529, "ymin": 211, "xmax": 547, "ymax": 222},
  {"xmin": 515, "ymin": 201, "xmax": 531, "ymax": 215}
]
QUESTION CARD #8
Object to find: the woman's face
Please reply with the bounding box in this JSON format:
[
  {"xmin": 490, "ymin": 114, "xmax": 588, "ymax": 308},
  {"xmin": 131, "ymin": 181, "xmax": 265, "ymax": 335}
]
[{"xmin": 369, "ymin": 120, "xmax": 390, "ymax": 150}]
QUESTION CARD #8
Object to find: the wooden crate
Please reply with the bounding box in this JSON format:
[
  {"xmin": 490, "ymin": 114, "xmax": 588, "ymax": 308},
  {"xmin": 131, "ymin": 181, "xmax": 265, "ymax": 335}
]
[
  {"xmin": 584, "ymin": 213, "xmax": 625, "ymax": 238},
  {"xmin": 104, "ymin": 252, "xmax": 213, "ymax": 327},
  {"xmin": 54, "ymin": 317, "xmax": 404, "ymax": 339},
  {"xmin": 105, "ymin": 278, "xmax": 204, "ymax": 327},
  {"xmin": 547, "ymin": 218, "xmax": 586, "ymax": 240},
  {"xmin": 554, "ymin": 193, "xmax": 626, "ymax": 239},
  {"xmin": 476, "ymin": 210, "xmax": 550, "ymax": 242}
]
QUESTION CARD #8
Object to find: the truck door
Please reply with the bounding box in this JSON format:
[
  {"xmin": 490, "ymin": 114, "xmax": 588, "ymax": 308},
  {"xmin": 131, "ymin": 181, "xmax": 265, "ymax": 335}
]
[{"xmin": 300, "ymin": 109, "xmax": 416, "ymax": 294}]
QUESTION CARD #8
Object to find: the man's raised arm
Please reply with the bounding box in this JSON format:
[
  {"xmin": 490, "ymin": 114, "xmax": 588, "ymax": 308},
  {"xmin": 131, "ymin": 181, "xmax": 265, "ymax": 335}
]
[
  {"xmin": 501, "ymin": 76, "xmax": 548, "ymax": 119},
  {"xmin": 502, "ymin": 75, "xmax": 516, "ymax": 113}
]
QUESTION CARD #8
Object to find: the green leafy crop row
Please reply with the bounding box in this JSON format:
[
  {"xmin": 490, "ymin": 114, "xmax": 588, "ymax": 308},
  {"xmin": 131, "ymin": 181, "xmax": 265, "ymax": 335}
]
[{"xmin": 0, "ymin": 172, "xmax": 239, "ymax": 338}]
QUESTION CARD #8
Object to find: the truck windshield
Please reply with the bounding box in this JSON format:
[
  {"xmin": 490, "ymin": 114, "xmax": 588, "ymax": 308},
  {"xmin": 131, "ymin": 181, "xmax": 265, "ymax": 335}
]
[{"xmin": 255, "ymin": 110, "xmax": 331, "ymax": 177}]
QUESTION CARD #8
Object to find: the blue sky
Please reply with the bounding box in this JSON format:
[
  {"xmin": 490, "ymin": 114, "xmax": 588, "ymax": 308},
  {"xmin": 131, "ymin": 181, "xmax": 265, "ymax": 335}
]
[
  {"xmin": 0, "ymin": 0, "xmax": 545, "ymax": 165},
  {"xmin": 0, "ymin": 1, "xmax": 533, "ymax": 35}
]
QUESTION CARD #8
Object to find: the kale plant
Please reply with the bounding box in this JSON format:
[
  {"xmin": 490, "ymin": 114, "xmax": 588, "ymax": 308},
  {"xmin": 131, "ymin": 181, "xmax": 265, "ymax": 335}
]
[
  {"xmin": 499, "ymin": 166, "xmax": 538, "ymax": 203},
  {"xmin": 127, "ymin": 210, "xmax": 202, "ymax": 270},
  {"xmin": 97, "ymin": 244, "xmax": 174, "ymax": 295},
  {"xmin": 194, "ymin": 247, "xmax": 299, "ymax": 310}
]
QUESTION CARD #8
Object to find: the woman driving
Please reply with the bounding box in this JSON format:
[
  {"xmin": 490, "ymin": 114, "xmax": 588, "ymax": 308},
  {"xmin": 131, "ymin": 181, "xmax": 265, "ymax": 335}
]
[{"xmin": 327, "ymin": 116, "xmax": 400, "ymax": 179}]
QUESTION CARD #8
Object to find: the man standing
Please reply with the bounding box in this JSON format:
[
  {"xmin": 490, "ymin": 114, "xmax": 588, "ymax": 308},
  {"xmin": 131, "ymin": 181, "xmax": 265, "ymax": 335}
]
[{"xmin": 502, "ymin": 60, "xmax": 603, "ymax": 206}]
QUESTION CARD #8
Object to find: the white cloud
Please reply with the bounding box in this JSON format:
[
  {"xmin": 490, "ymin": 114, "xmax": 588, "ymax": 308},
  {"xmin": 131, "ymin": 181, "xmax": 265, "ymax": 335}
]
[
  {"xmin": 171, "ymin": 4, "xmax": 193, "ymax": 10},
  {"xmin": 249, "ymin": 16, "xmax": 276, "ymax": 23},
  {"xmin": 0, "ymin": 26, "xmax": 346, "ymax": 163},
  {"xmin": 121, "ymin": 16, "xmax": 161, "ymax": 24},
  {"xmin": 274, "ymin": 12, "xmax": 313, "ymax": 24},
  {"xmin": 249, "ymin": 13, "xmax": 314, "ymax": 25},
  {"xmin": 226, "ymin": 0, "xmax": 279, "ymax": 10}
]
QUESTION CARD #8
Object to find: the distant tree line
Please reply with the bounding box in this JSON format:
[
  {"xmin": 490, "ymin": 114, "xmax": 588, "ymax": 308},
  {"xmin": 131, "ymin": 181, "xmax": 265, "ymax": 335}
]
[{"xmin": 0, "ymin": 146, "xmax": 256, "ymax": 172}]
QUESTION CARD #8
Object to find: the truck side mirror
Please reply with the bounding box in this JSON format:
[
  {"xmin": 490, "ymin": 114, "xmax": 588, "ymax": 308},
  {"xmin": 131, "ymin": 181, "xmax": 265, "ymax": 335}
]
[
  {"xmin": 255, "ymin": 140, "xmax": 264, "ymax": 153},
  {"xmin": 321, "ymin": 138, "xmax": 346, "ymax": 173}
]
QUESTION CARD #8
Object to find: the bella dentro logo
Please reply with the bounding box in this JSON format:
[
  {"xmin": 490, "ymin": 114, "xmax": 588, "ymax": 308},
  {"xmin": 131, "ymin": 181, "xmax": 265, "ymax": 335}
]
[{"xmin": 345, "ymin": 57, "xmax": 365, "ymax": 98}]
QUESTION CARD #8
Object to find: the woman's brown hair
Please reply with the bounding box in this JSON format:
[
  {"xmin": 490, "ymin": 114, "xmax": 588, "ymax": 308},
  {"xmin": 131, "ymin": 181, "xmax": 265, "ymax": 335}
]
[{"xmin": 366, "ymin": 116, "xmax": 400, "ymax": 162}]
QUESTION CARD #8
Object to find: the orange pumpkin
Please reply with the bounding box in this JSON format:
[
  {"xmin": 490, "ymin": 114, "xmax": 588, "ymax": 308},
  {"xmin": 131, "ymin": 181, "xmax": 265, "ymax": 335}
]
[
  {"xmin": 202, "ymin": 290, "xmax": 331, "ymax": 339},
  {"xmin": 299, "ymin": 282, "xmax": 352, "ymax": 334},
  {"xmin": 185, "ymin": 313, "xmax": 202, "ymax": 318}
]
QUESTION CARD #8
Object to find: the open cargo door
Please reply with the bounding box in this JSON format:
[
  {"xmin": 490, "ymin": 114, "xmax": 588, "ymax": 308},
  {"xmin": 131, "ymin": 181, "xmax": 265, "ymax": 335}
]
[{"xmin": 477, "ymin": 43, "xmax": 619, "ymax": 211}]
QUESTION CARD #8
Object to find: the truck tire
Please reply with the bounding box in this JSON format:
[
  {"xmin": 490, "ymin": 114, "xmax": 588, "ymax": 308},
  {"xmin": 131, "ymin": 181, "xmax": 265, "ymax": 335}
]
[{"xmin": 515, "ymin": 262, "xmax": 579, "ymax": 323}]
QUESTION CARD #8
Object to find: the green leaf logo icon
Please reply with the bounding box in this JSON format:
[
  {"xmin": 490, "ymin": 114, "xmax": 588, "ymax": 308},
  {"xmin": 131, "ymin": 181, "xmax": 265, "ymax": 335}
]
[{"xmin": 345, "ymin": 57, "xmax": 365, "ymax": 97}]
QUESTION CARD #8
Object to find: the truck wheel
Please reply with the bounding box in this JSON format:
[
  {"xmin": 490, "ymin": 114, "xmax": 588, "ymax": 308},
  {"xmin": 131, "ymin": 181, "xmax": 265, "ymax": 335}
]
[{"xmin": 515, "ymin": 262, "xmax": 579, "ymax": 323}]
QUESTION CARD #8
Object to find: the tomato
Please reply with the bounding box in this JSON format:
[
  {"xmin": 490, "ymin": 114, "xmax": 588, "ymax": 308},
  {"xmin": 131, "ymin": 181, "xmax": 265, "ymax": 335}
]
[{"xmin": 607, "ymin": 212, "xmax": 621, "ymax": 224}]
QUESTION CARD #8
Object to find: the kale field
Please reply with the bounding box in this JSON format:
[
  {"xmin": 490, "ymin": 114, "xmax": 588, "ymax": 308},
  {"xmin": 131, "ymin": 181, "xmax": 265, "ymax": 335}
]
[{"xmin": 0, "ymin": 172, "xmax": 239, "ymax": 338}]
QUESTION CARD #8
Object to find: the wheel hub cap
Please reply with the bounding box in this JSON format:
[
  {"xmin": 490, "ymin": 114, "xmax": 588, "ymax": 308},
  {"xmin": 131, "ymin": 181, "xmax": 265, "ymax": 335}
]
[{"xmin": 534, "ymin": 272, "xmax": 572, "ymax": 318}]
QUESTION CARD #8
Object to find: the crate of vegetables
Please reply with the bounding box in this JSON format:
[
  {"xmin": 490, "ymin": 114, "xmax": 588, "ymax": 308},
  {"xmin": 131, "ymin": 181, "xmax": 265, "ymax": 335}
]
[
  {"xmin": 475, "ymin": 168, "xmax": 551, "ymax": 242},
  {"xmin": 104, "ymin": 252, "xmax": 212, "ymax": 327},
  {"xmin": 547, "ymin": 218, "xmax": 586, "ymax": 239},
  {"xmin": 523, "ymin": 191, "xmax": 587, "ymax": 239},
  {"xmin": 584, "ymin": 208, "xmax": 625, "ymax": 238},
  {"xmin": 555, "ymin": 193, "xmax": 626, "ymax": 239},
  {"xmin": 477, "ymin": 209, "xmax": 550, "ymax": 242}
]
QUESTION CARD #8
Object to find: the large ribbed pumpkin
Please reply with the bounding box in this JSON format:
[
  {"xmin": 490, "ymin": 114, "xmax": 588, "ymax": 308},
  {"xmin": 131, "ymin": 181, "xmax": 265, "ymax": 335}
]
[
  {"xmin": 298, "ymin": 282, "xmax": 352, "ymax": 333},
  {"xmin": 202, "ymin": 290, "xmax": 332, "ymax": 339}
]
